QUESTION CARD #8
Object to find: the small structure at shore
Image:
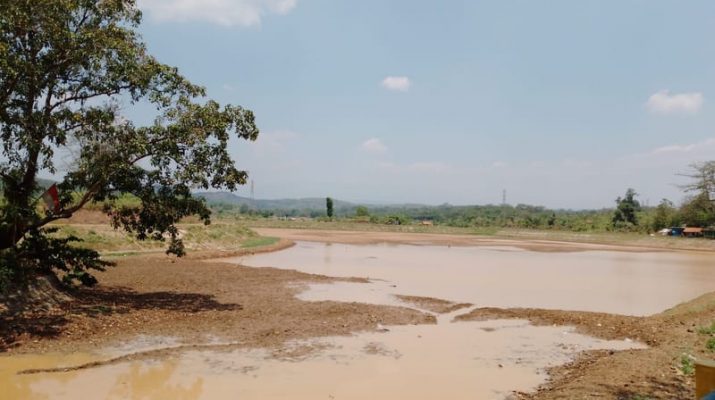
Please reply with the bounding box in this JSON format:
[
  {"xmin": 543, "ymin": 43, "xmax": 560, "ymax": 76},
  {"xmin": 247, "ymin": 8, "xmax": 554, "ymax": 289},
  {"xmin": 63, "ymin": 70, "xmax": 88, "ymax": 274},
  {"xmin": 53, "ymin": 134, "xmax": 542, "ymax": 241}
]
[
  {"xmin": 683, "ymin": 227, "xmax": 704, "ymax": 238},
  {"xmin": 669, "ymin": 227, "xmax": 685, "ymax": 237}
]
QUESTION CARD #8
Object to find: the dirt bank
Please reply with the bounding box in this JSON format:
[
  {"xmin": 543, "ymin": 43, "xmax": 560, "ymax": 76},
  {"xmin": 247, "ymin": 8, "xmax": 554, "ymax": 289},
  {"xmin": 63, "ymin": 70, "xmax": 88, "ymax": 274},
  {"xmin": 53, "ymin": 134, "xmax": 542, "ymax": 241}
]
[
  {"xmin": 0, "ymin": 254, "xmax": 433, "ymax": 355},
  {"xmin": 456, "ymin": 293, "xmax": 715, "ymax": 399},
  {"xmin": 252, "ymin": 227, "xmax": 697, "ymax": 253}
]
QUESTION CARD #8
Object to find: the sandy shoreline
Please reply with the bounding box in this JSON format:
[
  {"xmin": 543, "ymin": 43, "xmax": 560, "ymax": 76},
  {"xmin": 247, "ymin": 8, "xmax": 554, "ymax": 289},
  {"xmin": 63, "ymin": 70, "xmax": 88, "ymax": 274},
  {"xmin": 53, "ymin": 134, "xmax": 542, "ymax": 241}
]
[{"xmin": 252, "ymin": 227, "xmax": 712, "ymax": 254}]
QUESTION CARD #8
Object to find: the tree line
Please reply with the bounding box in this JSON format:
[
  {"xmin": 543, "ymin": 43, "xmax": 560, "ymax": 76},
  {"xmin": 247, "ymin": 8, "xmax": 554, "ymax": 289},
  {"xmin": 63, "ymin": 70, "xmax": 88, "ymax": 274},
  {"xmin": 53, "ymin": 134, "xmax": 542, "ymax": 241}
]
[{"xmin": 217, "ymin": 162, "xmax": 715, "ymax": 233}]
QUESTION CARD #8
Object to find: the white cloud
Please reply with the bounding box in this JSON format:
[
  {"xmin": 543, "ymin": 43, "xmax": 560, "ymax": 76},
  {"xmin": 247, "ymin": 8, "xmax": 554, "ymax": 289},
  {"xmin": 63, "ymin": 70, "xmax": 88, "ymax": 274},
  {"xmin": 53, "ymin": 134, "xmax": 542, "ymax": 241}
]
[
  {"xmin": 381, "ymin": 76, "xmax": 411, "ymax": 92},
  {"xmin": 645, "ymin": 90, "xmax": 704, "ymax": 115},
  {"xmin": 650, "ymin": 138, "xmax": 715, "ymax": 155},
  {"xmin": 138, "ymin": 0, "xmax": 297, "ymax": 27},
  {"xmin": 361, "ymin": 138, "xmax": 388, "ymax": 154}
]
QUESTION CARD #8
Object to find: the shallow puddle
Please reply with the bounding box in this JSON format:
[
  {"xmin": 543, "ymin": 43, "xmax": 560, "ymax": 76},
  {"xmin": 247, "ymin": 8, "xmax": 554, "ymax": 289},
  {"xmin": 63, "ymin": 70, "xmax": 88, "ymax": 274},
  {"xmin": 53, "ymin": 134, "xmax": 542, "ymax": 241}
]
[
  {"xmin": 0, "ymin": 316, "xmax": 644, "ymax": 400},
  {"xmin": 229, "ymin": 241, "xmax": 715, "ymax": 316}
]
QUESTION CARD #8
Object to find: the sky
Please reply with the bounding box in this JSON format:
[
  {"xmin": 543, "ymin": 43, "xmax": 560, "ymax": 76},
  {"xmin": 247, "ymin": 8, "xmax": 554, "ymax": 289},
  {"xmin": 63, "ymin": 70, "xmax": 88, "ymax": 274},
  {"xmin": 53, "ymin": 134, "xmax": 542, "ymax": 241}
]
[{"xmin": 130, "ymin": 0, "xmax": 715, "ymax": 209}]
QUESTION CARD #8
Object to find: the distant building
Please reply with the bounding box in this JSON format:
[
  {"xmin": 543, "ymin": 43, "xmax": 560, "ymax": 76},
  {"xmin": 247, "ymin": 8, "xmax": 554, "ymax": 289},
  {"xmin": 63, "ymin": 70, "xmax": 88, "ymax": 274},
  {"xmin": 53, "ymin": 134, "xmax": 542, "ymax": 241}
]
[{"xmin": 683, "ymin": 227, "xmax": 704, "ymax": 238}]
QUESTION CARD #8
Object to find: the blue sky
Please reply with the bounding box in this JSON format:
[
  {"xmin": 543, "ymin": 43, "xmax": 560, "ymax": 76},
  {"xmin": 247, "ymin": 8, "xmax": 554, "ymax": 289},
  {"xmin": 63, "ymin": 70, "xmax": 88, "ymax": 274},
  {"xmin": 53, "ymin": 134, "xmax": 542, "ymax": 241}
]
[{"xmin": 133, "ymin": 0, "xmax": 715, "ymax": 208}]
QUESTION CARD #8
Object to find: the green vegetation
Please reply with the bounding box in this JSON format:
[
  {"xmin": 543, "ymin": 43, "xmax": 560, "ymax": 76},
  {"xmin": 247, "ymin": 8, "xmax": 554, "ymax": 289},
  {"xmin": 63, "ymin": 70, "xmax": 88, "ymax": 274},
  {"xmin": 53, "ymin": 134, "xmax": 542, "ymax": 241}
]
[
  {"xmin": 628, "ymin": 395, "xmax": 654, "ymax": 400},
  {"xmin": 679, "ymin": 353, "xmax": 695, "ymax": 376},
  {"xmin": 698, "ymin": 322, "xmax": 715, "ymax": 335},
  {"xmin": 207, "ymin": 200, "xmax": 708, "ymax": 234},
  {"xmin": 203, "ymin": 162, "xmax": 715, "ymax": 237},
  {"xmin": 355, "ymin": 206, "xmax": 369, "ymax": 217},
  {"xmin": 697, "ymin": 321, "xmax": 715, "ymax": 352},
  {"xmin": 326, "ymin": 197, "xmax": 334, "ymax": 219},
  {"xmin": 49, "ymin": 223, "xmax": 276, "ymax": 255},
  {"xmin": 0, "ymin": 0, "xmax": 257, "ymax": 289},
  {"xmin": 612, "ymin": 188, "xmax": 641, "ymax": 230},
  {"xmin": 651, "ymin": 199, "xmax": 677, "ymax": 232},
  {"xmin": 241, "ymin": 236, "xmax": 279, "ymax": 249},
  {"xmin": 707, "ymin": 337, "xmax": 715, "ymax": 352}
]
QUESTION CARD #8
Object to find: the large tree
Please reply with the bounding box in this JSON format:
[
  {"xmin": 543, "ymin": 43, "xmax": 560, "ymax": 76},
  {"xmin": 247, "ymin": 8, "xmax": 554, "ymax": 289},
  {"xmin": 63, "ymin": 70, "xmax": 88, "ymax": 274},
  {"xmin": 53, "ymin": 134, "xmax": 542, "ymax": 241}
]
[
  {"xmin": 680, "ymin": 161, "xmax": 715, "ymax": 203},
  {"xmin": 676, "ymin": 161, "xmax": 715, "ymax": 228},
  {"xmin": 326, "ymin": 197, "xmax": 334, "ymax": 218},
  {"xmin": 0, "ymin": 0, "xmax": 258, "ymax": 287},
  {"xmin": 612, "ymin": 188, "xmax": 640, "ymax": 229}
]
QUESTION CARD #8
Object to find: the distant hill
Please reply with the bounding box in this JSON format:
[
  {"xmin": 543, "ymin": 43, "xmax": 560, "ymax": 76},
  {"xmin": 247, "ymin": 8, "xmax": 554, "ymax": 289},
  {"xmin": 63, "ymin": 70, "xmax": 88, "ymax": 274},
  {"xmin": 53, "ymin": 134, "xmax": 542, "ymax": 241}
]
[{"xmin": 195, "ymin": 192, "xmax": 356, "ymax": 211}]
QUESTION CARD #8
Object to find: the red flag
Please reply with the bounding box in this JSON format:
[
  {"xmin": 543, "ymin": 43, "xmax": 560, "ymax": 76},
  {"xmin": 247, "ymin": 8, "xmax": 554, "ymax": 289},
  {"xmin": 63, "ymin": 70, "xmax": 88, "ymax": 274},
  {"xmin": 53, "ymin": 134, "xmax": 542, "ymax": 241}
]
[{"xmin": 41, "ymin": 184, "xmax": 60, "ymax": 214}]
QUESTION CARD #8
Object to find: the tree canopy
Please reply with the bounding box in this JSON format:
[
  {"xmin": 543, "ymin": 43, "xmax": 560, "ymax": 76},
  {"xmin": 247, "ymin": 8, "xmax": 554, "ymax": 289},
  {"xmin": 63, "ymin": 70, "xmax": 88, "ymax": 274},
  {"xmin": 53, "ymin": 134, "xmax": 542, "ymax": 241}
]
[
  {"xmin": 326, "ymin": 197, "xmax": 334, "ymax": 218},
  {"xmin": 612, "ymin": 188, "xmax": 640, "ymax": 229},
  {"xmin": 680, "ymin": 161, "xmax": 715, "ymax": 202},
  {"xmin": 0, "ymin": 0, "xmax": 258, "ymax": 287}
]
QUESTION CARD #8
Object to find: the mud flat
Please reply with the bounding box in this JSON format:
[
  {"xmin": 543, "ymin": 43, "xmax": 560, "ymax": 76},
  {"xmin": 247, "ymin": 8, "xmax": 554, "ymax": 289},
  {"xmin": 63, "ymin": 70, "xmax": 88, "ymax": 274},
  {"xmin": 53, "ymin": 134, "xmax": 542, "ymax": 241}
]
[
  {"xmin": 0, "ymin": 315, "xmax": 642, "ymax": 400},
  {"xmin": 1, "ymin": 229, "xmax": 714, "ymax": 399}
]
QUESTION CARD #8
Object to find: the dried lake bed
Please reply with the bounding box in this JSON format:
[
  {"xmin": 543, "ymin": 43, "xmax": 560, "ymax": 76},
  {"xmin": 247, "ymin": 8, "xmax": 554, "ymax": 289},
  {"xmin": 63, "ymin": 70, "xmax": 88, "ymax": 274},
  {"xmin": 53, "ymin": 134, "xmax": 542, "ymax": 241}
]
[{"xmin": 3, "ymin": 234, "xmax": 713, "ymax": 400}]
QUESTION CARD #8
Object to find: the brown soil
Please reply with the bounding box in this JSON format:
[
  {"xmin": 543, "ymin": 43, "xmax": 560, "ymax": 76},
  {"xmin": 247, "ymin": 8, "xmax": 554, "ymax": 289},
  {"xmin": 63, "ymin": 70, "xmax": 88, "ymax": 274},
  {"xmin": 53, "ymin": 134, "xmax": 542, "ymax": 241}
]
[
  {"xmin": 0, "ymin": 253, "xmax": 434, "ymax": 355},
  {"xmin": 395, "ymin": 295, "xmax": 472, "ymax": 314},
  {"xmin": 252, "ymin": 228, "xmax": 684, "ymax": 253},
  {"xmin": 456, "ymin": 294, "xmax": 715, "ymax": 399}
]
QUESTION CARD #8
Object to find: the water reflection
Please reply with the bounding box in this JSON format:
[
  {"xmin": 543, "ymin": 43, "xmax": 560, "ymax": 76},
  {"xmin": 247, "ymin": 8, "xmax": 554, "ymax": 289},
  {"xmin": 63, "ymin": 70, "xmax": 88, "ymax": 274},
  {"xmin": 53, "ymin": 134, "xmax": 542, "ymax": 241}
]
[
  {"xmin": 0, "ymin": 318, "xmax": 644, "ymax": 400},
  {"xmin": 108, "ymin": 360, "xmax": 203, "ymax": 400},
  {"xmin": 0, "ymin": 355, "xmax": 204, "ymax": 400}
]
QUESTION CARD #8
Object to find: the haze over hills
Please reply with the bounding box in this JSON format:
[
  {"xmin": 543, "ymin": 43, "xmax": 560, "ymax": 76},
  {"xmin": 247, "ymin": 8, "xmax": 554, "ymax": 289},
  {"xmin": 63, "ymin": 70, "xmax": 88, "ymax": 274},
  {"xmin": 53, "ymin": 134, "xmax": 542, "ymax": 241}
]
[
  {"xmin": 195, "ymin": 192, "xmax": 435, "ymax": 212},
  {"xmin": 195, "ymin": 192, "xmax": 358, "ymax": 211},
  {"xmin": 195, "ymin": 191, "xmax": 592, "ymax": 212}
]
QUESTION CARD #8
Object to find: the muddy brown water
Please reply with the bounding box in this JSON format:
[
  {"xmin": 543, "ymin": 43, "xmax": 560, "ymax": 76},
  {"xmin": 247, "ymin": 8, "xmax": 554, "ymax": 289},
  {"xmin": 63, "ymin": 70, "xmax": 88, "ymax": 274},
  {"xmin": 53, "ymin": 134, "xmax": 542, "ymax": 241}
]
[
  {"xmin": 0, "ymin": 315, "xmax": 642, "ymax": 400},
  {"xmin": 231, "ymin": 241, "xmax": 715, "ymax": 316},
  {"xmin": 6, "ymin": 241, "xmax": 705, "ymax": 399}
]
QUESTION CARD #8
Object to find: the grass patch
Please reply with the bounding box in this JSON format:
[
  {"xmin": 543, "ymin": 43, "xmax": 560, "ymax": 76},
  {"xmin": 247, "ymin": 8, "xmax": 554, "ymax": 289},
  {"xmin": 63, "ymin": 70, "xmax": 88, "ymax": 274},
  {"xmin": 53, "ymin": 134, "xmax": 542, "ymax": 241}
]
[
  {"xmin": 240, "ymin": 236, "xmax": 279, "ymax": 249},
  {"xmin": 103, "ymin": 251, "xmax": 142, "ymax": 258},
  {"xmin": 679, "ymin": 353, "xmax": 695, "ymax": 376},
  {"xmin": 471, "ymin": 226, "xmax": 499, "ymax": 236},
  {"xmin": 699, "ymin": 321, "xmax": 715, "ymax": 335},
  {"xmin": 49, "ymin": 221, "xmax": 263, "ymax": 254},
  {"xmin": 707, "ymin": 337, "xmax": 715, "ymax": 352}
]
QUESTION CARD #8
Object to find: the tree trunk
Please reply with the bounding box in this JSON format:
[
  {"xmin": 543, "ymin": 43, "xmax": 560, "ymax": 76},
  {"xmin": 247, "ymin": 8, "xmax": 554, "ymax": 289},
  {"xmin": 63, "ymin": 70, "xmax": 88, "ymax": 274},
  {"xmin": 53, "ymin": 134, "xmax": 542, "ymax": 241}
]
[{"xmin": 0, "ymin": 222, "xmax": 25, "ymax": 251}]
